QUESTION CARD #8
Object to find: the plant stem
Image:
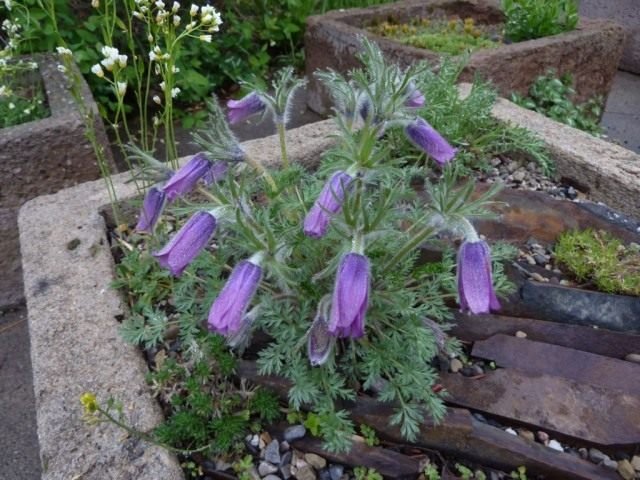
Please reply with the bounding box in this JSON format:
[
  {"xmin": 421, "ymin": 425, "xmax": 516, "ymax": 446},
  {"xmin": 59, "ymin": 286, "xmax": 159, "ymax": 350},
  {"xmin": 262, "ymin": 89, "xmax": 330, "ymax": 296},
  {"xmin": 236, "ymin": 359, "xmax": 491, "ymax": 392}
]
[
  {"xmin": 277, "ymin": 122, "xmax": 289, "ymax": 169},
  {"xmin": 245, "ymin": 154, "xmax": 277, "ymax": 192},
  {"xmin": 380, "ymin": 225, "xmax": 437, "ymax": 276}
]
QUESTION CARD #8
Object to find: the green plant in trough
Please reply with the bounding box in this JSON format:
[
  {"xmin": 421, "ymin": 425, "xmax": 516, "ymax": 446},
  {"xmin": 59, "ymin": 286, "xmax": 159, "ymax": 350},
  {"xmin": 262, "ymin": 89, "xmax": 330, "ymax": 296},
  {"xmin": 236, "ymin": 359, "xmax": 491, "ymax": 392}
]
[
  {"xmin": 369, "ymin": 17, "xmax": 499, "ymax": 56},
  {"xmin": 511, "ymin": 71, "xmax": 603, "ymax": 136},
  {"xmin": 502, "ymin": 0, "xmax": 578, "ymax": 42},
  {"xmin": 554, "ymin": 229, "xmax": 640, "ymax": 296}
]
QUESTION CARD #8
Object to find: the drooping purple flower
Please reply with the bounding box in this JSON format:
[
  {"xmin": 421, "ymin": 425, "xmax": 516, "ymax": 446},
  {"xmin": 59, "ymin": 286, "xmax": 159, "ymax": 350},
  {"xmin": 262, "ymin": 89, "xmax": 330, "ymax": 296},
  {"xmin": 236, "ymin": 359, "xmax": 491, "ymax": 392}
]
[
  {"xmin": 307, "ymin": 303, "xmax": 335, "ymax": 366},
  {"xmin": 303, "ymin": 171, "xmax": 354, "ymax": 238},
  {"xmin": 202, "ymin": 161, "xmax": 228, "ymax": 186},
  {"xmin": 207, "ymin": 260, "xmax": 262, "ymax": 336},
  {"xmin": 328, "ymin": 253, "xmax": 370, "ymax": 338},
  {"xmin": 162, "ymin": 153, "xmax": 212, "ymax": 202},
  {"xmin": 405, "ymin": 117, "xmax": 457, "ymax": 165},
  {"xmin": 152, "ymin": 211, "xmax": 217, "ymax": 276},
  {"xmin": 457, "ymin": 240, "xmax": 501, "ymax": 314},
  {"xmin": 227, "ymin": 92, "xmax": 266, "ymax": 125},
  {"xmin": 405, "ymin": 82, "xmax": 425, "ymax": 108},
  {"xmin": 135, "ymin": 186, "xmax": 166, "ymax": 233}
]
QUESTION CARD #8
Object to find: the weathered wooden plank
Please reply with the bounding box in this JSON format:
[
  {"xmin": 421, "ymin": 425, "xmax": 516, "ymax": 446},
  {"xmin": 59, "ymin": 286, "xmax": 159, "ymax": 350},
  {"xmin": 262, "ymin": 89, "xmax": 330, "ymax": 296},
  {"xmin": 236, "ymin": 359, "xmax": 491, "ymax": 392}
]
[
  {"xmin": 472, "ymin": 334, "xmax": 640, "ymax": 396},
  {"xmin": 237, "ymin": 361, "xmax": 618, "ymax": 480},
  {"xmin": 440, "ymin": 370, "xmax": 640, "ymax": 447},
  {"xmin": 449, "ymin": 312, "xmax": 640, "ymax": 359}
]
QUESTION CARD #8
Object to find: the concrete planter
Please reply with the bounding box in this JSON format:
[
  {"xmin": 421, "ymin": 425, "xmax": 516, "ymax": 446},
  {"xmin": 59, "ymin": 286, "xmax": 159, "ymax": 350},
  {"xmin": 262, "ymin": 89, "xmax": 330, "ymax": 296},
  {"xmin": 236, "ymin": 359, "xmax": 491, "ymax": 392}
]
[
  {"xmin": 305, "ymin": 0, "xmax": 626, "ymax": 115},
  {"xmin": 19, "ymin": 100, "xmax": 639, "ymax": 479},
  {"xmin": 1, "ymin": 53, "xmax": 113, "ymax": 307}
]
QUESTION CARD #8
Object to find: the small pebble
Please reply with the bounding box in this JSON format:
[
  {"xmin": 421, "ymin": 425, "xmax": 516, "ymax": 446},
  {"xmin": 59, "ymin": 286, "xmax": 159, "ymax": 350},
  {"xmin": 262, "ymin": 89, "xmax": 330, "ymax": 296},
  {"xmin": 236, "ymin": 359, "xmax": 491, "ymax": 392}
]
[
  {"xmin": 284, "ymin": 425, "xmax": 306, "ymax": 442},
  {"xmin": 530, "ymin": 272, "xmax": 546, "ymax": 282},
  {"xmin": 264, "ymin": 440, "xmax": 281, "ymax": 465},
  {"xmin": 296, "ymin": 464, "xmax": 317, "ymax": 480},
  {"xmin": 329, "ymin": 464, "xmax": 344, "ymax": 480},
  {"xmin": 505, "ymin": 427, "xmax": 517, "ymax": 435},
  {"xmin": 631, "ymin": 455, "xmax": 640, "ymax": 471},
  {"xmin": 318, "ymin": 468, "xmax": 332, "ymax": 480},
  {"xmin": 264, "ymin": 476, "xmax": 282, "ymax": 480},
  {"xmin": 470, "ymin": 364, "xmax": 484, "ymax": 376},
  {"xmin": 258, "ymin": 461, "xmax": 278, "ymax": 476},
  {"xmin": 548, "ymin": 439, "xmax": 563, "ymax": 452},
  {"xmin": 578, "ymin": 448, "xmax": 589, "ymax": 460},
  {"xmin": 517, "ymin": 429, "xmax": 535, "ymax": 442},
  {"xmin": 588, "ymin": 448, "xmax": 609, "ymax": 464},
  {"xmin": 533, "ymin": 254, "xmax": 548, "ymax": 265},
  {"xmin": 280, "ymin": 450, "xmax": 292, "ymax": 467},
  {"xmin": 450, "ymin": 358, "xmax": 464, "ymax": 373},
  {"xmin": 603, "ymin": 458, "xmax": 618, "ymax": 470},
  {"xmin": 515, "ymin": 331, "xmax": 527, "ymax": 338},
  {"xmin": 537, "ymin": 431, "xmax": 549, "ymax": 445},
  {"xmin": 617, "ymin": 460, "xmax": 636, "ymax": 480},
  {"xmin": 624, "ymin": 353, "xmax": 640, "ymax": 364},
  {"xmin": 304, "ymin": 453, "xmax": 327, "ymax": 470},
  {"xmin": 524, "ymin": 254, "xmax": 536, "ymax": 265},
  {"xmin": 280, "ymin": 464, "xmax": 292, "ymax": 480}
]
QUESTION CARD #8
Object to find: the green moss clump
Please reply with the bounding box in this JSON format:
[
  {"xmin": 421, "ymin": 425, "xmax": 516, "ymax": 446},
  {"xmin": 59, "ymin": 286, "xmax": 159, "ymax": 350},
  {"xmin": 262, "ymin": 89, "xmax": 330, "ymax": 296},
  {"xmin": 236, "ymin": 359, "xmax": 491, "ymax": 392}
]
[
  {"xmin": 554, "ymin": 229, "xmax": 640, "ymax": 296},
  {"xmin": 369, "ymin": 17, "xmax": 500, "ymax": 56}
]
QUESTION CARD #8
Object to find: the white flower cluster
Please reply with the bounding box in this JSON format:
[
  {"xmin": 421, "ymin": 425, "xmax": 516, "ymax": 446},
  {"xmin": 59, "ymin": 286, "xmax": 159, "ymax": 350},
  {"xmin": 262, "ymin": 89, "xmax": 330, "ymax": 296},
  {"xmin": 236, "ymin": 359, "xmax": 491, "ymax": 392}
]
[
  {"xmin": 99, "ymin": 46, "xmax": 128, "ymax": 71},
  {"xmin": 56, "ymin": 46, "xmax": 73, "ymax": 57},
  {"xmin": 132, "ymin": 0, "xmax": 221, "ymax": 35},
  {"xmin": 0, "ymin": 85, "xmax": 10, "ymax": 97}
]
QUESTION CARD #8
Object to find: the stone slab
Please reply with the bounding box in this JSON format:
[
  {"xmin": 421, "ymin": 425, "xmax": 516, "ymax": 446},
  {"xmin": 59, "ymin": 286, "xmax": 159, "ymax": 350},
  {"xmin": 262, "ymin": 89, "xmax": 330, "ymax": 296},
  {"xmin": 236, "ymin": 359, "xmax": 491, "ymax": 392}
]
[
  {"xmin": 440, "ymin": 369, "xmax": 640, "ymax": 447},
  {"xmin": 472, "ymin": 334, "xmax": 640, "ymax": 396},
  {"xmin": 18, "ymin": 119, "xmax": 335, "ymax": 480},
  {"xmin": 1, "ymin": 53, "xmax": 113, "ymax": 306},
  {"xmin": 579, "ymin": 0, "xmax": 640, "ymax": 74},
  {"xmin": 305, "ymin": 0, "xmax": 625, "ymax": 114},
  {"xmin": 459, "ymin": 83, "xmax": 640, "ymax": 220}
]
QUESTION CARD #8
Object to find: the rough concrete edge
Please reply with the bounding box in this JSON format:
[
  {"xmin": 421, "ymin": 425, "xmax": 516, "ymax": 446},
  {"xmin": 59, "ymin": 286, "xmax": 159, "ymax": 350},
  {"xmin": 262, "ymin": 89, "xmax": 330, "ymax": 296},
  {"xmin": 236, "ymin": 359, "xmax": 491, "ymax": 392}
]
[
  {"xmin": 458, "ymin": 83, "xmax": 640, "ymax": 220},
  {"xmin": 18, "ymin": 118, "xmax": 336, "ymax": 480}
]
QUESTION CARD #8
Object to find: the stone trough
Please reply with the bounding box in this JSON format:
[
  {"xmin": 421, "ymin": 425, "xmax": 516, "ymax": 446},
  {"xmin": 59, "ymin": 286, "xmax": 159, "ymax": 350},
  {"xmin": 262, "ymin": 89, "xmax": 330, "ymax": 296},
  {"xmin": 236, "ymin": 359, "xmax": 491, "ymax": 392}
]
[
  {"xmin": 19, "ymin": 97, "xmax": 640, "ymax": 479},
  {"xmin": 305, "ymin": 0, "xmax": 626, "ymax": 115}
]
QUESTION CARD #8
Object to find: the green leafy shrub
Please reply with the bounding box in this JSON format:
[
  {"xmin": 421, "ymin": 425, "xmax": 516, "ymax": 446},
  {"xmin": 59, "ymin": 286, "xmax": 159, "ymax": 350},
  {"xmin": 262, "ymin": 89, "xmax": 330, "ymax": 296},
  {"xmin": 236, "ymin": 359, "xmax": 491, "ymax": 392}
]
[
  {"xmin": 511, "ymin": 72, "xmax": 602, "ymax": 135},
  {"xmin": 554, "ymin": 229, "xmax": 640, "ymax": 296},
  {"xmin": 502, "ymin": 0, "xmax": 578, "ymax": 42}
]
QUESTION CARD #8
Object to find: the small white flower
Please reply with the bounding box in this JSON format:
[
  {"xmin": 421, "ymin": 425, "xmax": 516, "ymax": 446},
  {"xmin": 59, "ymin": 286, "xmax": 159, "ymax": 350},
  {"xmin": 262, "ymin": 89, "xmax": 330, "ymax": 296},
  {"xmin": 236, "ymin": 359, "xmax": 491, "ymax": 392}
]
[
  {"xmin": 3, "ymin": 0, "xmax": 12, "ymax": 11},
  {"xmin": 199, "ymin": 34, "xmax": 212, "ymax": 43},
  {"xmin": 91, "ymin": 64, "xmax": 104, "ymax": 78},
  {"xmin": 153, "ymin": 95, "xmax": 161, "ymax": 104},
  {"xmin": 152, "ymin": 115, "xmax": 160, "ymax": 126},
  {"xmin": 101, "ymin": 57, "xmax": 116, "ymax": 71},
  {"xmin": 171, "ymin": 65, "xmax": 180, "ymax": 73},
  {"xmin": 23, "ymin": 108, "xmax": 31, "ymax": 114},
  {"xmin": 186, "ymin": 21, "xmax": 196, "ymax": 29},
  {"xmin": 147, "ymin": 34, "xmax": 154, "ymax": 42},
  {"xmin": 173, "ymin": 15, "xmax": 180, "ymax": 26},
  {"xmin": 116, "ymin": 81, "xmax": 127, "ymax": 96},
  {"xmin": 171, "ymin": 87, "xmax": 180, "ymax": 98},
  {"xmin": 189, "ymin": 4, "xmax": 198, "ymax": 16},
  {"xmin": 171, "ymin": 1, "xmax": 180, "ymax": 12},
  {"xmin": 117, "ymin": 54, "xmax": 127, "ymax": 68},
  {"xmin": 0, "ymin": 85, "xmax": 7, "ymax": 96},
  {"xmin": 91, "ymin": 0, "xmax": 99, "ymax": 8},
  {"xmin": 159, "ymin": 81, "xmax": 166, "ymax": 91},
  {"xmin": 155, "ymin": 0, "xmax": 165, "ymax": 8},
  {"xmin": 29, "ymin": 61, "xmax": 38, "ymax": 69},
  {"xmin": 101, "ymin": 45, "xmax": 119, "ymax": 59},
  {"xmin": 56, "ymin": 46, "xmax": 73, "ymax": 57},
  {"xmin": 9, "ymin": 102, "xmax": 15, "ymax": 109},
  {"xmin": 57, "ymin": 64, "xmax": 67, "ymax": 73},
  {"xmin": 133, "ymin": 11, "xmax": 143, "ymax": 19}
]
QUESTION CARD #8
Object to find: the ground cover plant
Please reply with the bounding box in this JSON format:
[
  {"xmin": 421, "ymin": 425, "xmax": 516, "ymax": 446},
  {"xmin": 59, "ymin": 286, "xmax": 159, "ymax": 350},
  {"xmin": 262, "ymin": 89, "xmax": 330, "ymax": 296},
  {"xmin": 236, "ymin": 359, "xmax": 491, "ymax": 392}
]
[
  {"xmin": 511, "ymin": 71, "xmax": 602, "ymax": 136},
  {"xmin": 501, "ymin": 0, "xmax": 578, "ymax": 42},
  {"xmin": 81, "ymin": 39, "xmax": 527, "ymax": 467},
  {"xmin": 554, "ymin": 229, "xmax": 640, "ymax": 295},
  {"xmin": 368, "ymin": 17, "xmax": 501, "ymax": 56}
]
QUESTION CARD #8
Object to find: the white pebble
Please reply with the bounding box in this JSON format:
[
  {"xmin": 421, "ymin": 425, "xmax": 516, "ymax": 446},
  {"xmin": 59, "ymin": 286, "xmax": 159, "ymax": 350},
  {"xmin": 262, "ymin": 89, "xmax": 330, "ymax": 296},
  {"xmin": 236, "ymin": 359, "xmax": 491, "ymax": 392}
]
[{"xmin": 548, "ymin": 439, "xmax": 564, "ymax": 452}]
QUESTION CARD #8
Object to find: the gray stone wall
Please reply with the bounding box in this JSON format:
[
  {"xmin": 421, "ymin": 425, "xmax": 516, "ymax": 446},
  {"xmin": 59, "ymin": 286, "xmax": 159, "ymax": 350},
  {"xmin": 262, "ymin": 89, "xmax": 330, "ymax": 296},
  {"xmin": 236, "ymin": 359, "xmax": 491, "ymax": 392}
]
[
  {"xmin": 0, "ymin": 53, "xmax": 112, "ymax": 307},
  {"xmin": 579, "ymin": 0, "xmax": 640, "ymax": 74}
]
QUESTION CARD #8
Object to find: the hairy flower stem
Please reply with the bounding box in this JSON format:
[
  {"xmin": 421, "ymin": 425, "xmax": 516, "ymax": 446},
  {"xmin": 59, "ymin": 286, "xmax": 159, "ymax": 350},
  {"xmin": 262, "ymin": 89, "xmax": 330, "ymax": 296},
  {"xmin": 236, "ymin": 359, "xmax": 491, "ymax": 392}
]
[
  {"xmin": 245, "ymin": 154, "xmax": 277, "ymax": 192},
  {"xmin": 95, "ymin": 406, "xmax": 211, "ymax": 455},
  {"xmin": 380, "ymin": 225, "xmax": 438, "ymax": 276},
  {"xmin": 277, "ymin": 122, "xmax": 289, "ymax": 169}
]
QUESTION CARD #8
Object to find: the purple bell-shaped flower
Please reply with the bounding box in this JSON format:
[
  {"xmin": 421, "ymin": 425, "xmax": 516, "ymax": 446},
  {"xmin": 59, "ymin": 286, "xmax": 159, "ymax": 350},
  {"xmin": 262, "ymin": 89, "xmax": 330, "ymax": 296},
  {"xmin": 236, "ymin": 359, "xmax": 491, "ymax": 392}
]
[
  {"xmin": 307, "ymin": 300, "xmax": 335, "ymax": 366},
  {"xmin": 303, "ymin": 170, "xmax": 354, "ymax": 238},
  {"xmin": 135, "ymin": 186, "xmax": 166, "ymax": 233},
  {"xmin": 163, "ymin": 153, "xmax": 212, "ymax": 202},
  {"xmin": 405, "ymin": 117, "xmax": 457, "ymax": 165},
  {"xmin": 207, "ymin": 259, "xmax": 262, "ymax": 336},
  {"xmin": 328, "ymin": 253, "xmax": 370, "ymax": 338},
  {"xmin": 227, "ymin": 92, "xmax": 266, "ymax": 125},
  {"xmin": 405, "ymin": 82, "xmax": 425, "ymax": 108},
  {"xmin": 153, "ymin": 211, "xmax": 217, "ymax": 276},
  {"xmin": 457, "ymin": 239, "xmax": 501, "ymax": 314}
]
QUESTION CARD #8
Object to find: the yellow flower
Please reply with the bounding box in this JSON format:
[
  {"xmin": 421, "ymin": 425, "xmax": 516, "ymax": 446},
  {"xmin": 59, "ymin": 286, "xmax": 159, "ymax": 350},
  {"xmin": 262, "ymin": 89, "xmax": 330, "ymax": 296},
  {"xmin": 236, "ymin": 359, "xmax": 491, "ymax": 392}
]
[{"xmin": 80, "ymin": 392, "xmax": 99, "ymax": 414}]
